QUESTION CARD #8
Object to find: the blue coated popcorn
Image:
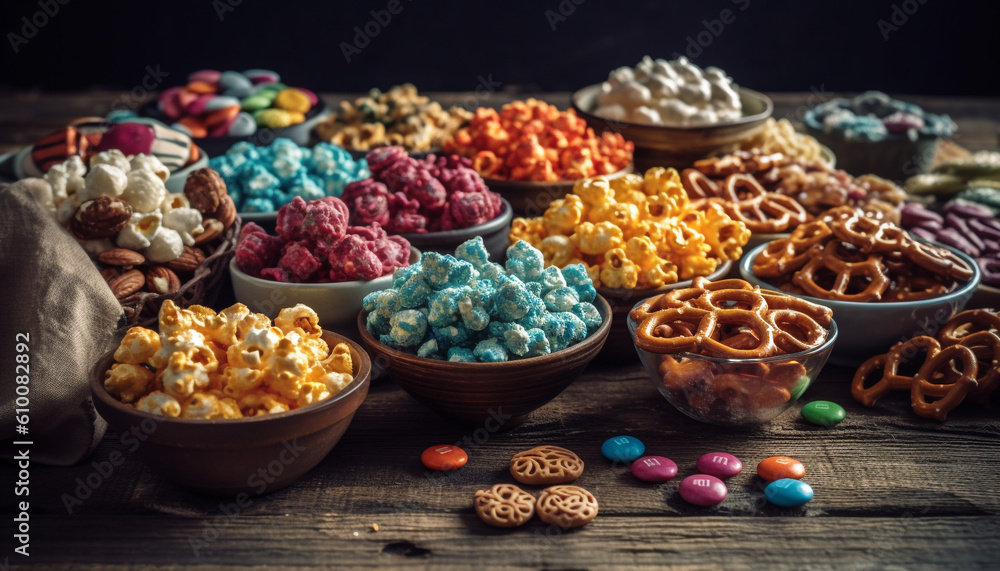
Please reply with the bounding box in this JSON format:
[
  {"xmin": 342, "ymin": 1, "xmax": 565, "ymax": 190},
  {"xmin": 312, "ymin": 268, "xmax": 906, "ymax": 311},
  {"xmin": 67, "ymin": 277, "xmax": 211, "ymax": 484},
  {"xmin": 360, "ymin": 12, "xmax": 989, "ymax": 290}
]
[
  {"xmin": 540, "ymin": 265, "xmax": 568, "ymax": 293},
  {"xmin": 389, "ymin": 309, "xmax": 428, "ymax": 347},
  {"xmin": 505, "ymin": 240, "xmax": 545, "ymax": 283},
  {"xmin": 432, "ymin": 325, "xmax": 471, "ymax": 349},
  {"xmin": 543, "ymin": 287, "xmax": 580, "ymax": 312},
  {"xmin": 417, "ymin": 339, "xmax": 441, "ymax": 359},
  {"xmin": 571, "ymin": 302, "xmax": 603, "ymax": 332},
  {"xmin": 561, "ymin": 263, "xmax": 597, "ymax": 303},
  {"xmin": 209, "ymin": 138, "xmax": 368, "ymax": 212},
  {"xmin": 447, "ymin": 347, "xmax": 477, "ymax": 363},
  {"xmin": 474, "ymin": 338, "xmax": 509, "ymax": 363},
  {"xmin": 454, "ymin": 236, "xmax": 491, "ymax": 269},
  {"xmin": 421, "ymin": 252, "xmax": 476, "ymax": 290}
]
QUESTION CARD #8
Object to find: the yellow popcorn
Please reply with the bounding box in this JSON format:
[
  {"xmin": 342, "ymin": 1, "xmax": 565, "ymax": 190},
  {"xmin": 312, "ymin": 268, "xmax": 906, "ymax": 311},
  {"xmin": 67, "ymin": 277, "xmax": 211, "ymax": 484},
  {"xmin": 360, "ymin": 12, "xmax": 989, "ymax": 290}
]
[
  {"xmin": 508, "ymin": 166, "xmax": 749, "ymax": 289},
  {"xmin": 275, "ymin": 304, "xmax": 322, "ymax": 337},
  {"xmin": 160, "ymin": 349, "xmax": 215, "ymax": 398},
  {"xmin": 181, "ymin": 392, "xmax": 242, "ymax": 419},
  {"xmin": 104, "ymin": 363, "xmax": 154, "ymax": 403},
  {"xmin": 321, "ymin": 342, "xmax": 353, "ymax": 375},
  {"xmin": 239, "ymin": 391, "xmax": 292, "ymax": 416},
  {"xmin": 113, "ymin": 327, "xmax": 161, "ymax": 365},
  {"xmin": 135, "ymin": 391, "xmax": 182, "ymax": 417}
]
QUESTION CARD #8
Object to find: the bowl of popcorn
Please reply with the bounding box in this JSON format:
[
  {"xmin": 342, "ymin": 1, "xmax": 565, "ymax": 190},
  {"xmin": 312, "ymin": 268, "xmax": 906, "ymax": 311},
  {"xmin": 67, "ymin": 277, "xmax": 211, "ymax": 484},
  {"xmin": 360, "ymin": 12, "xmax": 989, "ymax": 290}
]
[
  {"xmin": 209, "ymin": 138, "xmax": 370, "ymax": 230},
  {"xmin": 229, "ymin": 195, "xmax": 419, "ymax": 340},
  {"xmin": 357, "ymin": 238, "xmax": 612, "ymax": 429},
  {"xmin": 26, "ymin": 150, "xmax": 239, "ymax": 327},
  {"xmin": 629, "ymin": 277, "xmax": 838, "ymax": 426},
  {"xmin": 90, "ymin": 301, "xmax": 372, "ymax": 495},
  {"xmin": 804, "ymin": 91, "xmax": 958, "ymax": 181},
  {"xmin": 510, "ymin": 166, "xmax": 751, "ymax": 361},
  {"xmin": 740, "ymin": 209, "xmax": 980, "ymax": 365},
  {"xmin": 314, "ymin": 84, "xmax": 472, "ymax": 157},
  {"xmin": 571, "ymin": 56, "xmax": 773, "ymax": 171},
  {"xmin": 141, "ymin": 68, "xmax": 332, "ymax": 157},
  {"xmin": 443, "ymin": 99, "xmax": 634, "ymax": 217}
]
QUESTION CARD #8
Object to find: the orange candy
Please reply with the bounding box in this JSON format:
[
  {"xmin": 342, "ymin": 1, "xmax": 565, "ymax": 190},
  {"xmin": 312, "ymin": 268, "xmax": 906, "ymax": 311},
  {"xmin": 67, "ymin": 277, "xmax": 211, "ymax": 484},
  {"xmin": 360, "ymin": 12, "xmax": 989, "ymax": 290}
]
[
  {"xmin": 443, "ymin": 99, "xmax": 633, "ymax": 182},
  {"xmin": 757, "ymin": 456, "xmax": 806, "ymax": 481},
  {"xmin": 186, "ymin": 80, "xmax": 218, "ymax": 94},
  {"xmin": 177, "ymin": 116, "xmax": 207, "ymax": 139},
  {"xmin": 421, "ymin": 445, "xmax": 469, "ymax": 471}
]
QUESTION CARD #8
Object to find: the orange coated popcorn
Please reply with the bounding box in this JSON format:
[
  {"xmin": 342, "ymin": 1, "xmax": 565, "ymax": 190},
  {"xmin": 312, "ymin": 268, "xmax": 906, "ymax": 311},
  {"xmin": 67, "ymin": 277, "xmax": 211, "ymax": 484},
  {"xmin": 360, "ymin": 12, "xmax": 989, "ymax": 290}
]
[
  {"xmin": 443, "ymin": 99, "xmax": 633, "ymax": 182},
  {"xmin": 509, "ymin": 167, "xmax": 750, "ymax": 288}
]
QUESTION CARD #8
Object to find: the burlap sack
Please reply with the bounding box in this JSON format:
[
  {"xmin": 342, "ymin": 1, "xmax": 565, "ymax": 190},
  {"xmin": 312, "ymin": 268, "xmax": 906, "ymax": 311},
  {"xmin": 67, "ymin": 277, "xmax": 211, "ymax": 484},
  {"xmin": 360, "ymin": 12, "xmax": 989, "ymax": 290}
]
[{"xmin": 1, "ymin": 181, "xmax": 124, "ymax": 465}]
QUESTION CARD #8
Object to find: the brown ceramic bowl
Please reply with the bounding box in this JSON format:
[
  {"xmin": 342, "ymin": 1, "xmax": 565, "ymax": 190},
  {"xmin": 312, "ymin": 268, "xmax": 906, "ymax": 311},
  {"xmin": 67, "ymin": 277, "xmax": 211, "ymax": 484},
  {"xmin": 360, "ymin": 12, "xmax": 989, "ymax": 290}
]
[
  {"xmin": 571, "ymin": 85, "xmax": 773, "ymax": 171},
  {"xmin": 89, "ymin": 331, "xmax": 371, "ymax": 496},
  {"xmin": 356, "ymin": 295, "xmax": 613, "ymax": 429},
  {"xmin": 484, "ymin": 165, "xmax": 634, "ymax": 218}
]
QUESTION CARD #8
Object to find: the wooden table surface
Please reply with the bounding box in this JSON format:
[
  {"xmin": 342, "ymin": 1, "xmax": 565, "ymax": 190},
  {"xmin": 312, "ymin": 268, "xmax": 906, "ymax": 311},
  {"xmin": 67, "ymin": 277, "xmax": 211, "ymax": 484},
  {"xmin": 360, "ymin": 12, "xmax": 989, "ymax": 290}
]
[{"xmin": 3, "ymin": 92, "xmax": 1000, "ymax": 570}]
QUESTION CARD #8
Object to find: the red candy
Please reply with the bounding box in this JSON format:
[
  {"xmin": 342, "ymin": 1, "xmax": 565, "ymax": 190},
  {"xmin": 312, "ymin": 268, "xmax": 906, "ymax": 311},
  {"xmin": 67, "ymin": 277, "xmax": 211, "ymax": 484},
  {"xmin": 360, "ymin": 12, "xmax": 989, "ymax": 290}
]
[{"xmin": 421, "ymin": 445, "xmax": 468, "ymax": 471}]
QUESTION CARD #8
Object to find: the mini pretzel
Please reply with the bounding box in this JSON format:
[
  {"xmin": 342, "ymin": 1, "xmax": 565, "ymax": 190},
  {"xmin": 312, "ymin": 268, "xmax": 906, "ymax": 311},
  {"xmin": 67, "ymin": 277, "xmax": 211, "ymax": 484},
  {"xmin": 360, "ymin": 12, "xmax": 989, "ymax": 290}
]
[
  {"xmin": 938, "ymin": 309, "xmax": 1000, "ymax": 347},
  {"xmin": 910, "ymin": 345, "xmax": 979, "ymax": 421},
  {"xmin": 793, "ymin": 241, "xmax": 889, "ymax": 302},
  {"xmin": 681, "ymin": 169, "xmax": 721, "ymax": 199},
  {"xmin": 634, "ymin": 307, "xmax": 710, "ymax": 353},
  {"xmin": 693, "ymin": 288, "xmax": 768, "ymax": 315},
  {"xmin": 766, "ymin": 309, "xmax": 828, "ymax": 354},
  {"xmin": 696, "ymin": 309, "xmax": 777, "ymax": 359},
  {"xmin": 758, "ymin": 289, "xmax": 833, "ymax": 326}
]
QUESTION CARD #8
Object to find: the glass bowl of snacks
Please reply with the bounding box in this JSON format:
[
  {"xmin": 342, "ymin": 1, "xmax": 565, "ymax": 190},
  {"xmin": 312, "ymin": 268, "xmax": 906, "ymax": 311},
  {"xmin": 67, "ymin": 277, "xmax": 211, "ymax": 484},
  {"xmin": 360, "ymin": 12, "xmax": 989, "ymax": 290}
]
[
  {"xmin": 628, "ymin": 277, "xmax": 838, "ymax": 426},
  {"xmin": 740, "ymin": 208, "xmax": 981, "ymax": 365},
  {"xmin": 90, "ymin": 302, "xmax": 372, "ymax": 495},
  {"xmin": 357, "ymin": 238, "xmax": 612, "ymax": 429},
  {"xmin": 442, "ymin": 98, "xmax": 635, "ymax": 216},
  {"xmin": 571, "ymin": 56, "xmax": 772, "ymax": 171}
]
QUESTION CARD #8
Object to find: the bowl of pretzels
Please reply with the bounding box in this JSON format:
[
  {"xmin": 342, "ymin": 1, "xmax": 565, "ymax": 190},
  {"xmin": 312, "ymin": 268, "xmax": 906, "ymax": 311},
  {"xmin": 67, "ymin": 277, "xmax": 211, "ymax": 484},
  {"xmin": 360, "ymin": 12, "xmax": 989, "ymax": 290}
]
[
  {"xmin": 740, "ymin": 209, "xmax": 981, "ymax": 365},
  {"xmin": 628, "ymin": 277, "xmax": 838, "ymax": 426}
]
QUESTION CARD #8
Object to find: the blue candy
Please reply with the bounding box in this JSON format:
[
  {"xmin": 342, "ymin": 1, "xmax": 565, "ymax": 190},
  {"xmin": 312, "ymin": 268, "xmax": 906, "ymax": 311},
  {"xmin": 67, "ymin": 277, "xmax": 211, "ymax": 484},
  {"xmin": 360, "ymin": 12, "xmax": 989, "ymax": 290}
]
[
  {"xmin": 601, "ymin": 435, "xmax": 645, "ymax": 462},
  {"xmin": 764, "ymin": 479, "xmax": 814, "ymax": 507}
]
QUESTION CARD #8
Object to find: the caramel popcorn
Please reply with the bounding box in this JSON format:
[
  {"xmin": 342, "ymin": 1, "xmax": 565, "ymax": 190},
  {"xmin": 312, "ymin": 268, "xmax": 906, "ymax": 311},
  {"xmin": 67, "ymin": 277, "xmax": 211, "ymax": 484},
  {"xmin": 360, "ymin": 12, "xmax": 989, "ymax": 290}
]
[{"xmin": 105, "ymin": 301, "xmax": 355, "ymax": 418}]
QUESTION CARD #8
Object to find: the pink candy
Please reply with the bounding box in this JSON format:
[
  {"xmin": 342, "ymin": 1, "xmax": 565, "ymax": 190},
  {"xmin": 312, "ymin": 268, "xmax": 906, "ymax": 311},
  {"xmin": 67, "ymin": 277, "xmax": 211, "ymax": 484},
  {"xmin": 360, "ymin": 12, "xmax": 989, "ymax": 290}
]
[
  {"xmin": 678, "ymin": 474, "xmax": 728, "ymax": 506},
  {"xmin": 695, "ymin": 453, "xmax": 743, "ymax": 479}
]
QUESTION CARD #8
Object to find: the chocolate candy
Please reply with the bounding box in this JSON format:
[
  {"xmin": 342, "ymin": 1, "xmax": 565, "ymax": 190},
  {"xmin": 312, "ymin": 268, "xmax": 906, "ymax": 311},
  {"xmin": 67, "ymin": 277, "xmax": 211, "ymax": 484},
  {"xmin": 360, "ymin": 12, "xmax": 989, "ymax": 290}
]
[
  {"xmin": 764, "ymin": 478, "xmax": 814, "ymax": 507},
  {"xmin": 757, "ymin": 456, "xmax": 805, "ymax": 482},
  {"xmin": 421, "ymin": 444, "xmax": 468, "ymax": 471},
  {"xmin": 601, "ymin": 435, "xmax": 645, "ymax": 463},
  {"xmin": 801, "ymin": 401, "xmax": 846, "ymax": 427},
  {"xmin": 695, "ymin": 452, "xmax": 743, "ymax": 479},
  {"xmin": 678, "ymin": 474, "xmax": 727, "ymax": 506},
  {"xmin": 630, "ymin": 456, "xmax": 678, "ymax": 482}
]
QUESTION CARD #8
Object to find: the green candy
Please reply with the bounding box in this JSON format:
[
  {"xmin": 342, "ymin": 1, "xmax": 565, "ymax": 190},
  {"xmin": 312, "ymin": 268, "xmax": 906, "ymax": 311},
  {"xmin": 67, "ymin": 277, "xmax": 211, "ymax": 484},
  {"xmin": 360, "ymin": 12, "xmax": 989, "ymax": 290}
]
[
  {"xmin": 801, "ymin": 400, "xmax": 846, "ymax": 427},
  {"xmin": 241, "ymin": 95, "xmax": 274, "ymax": 111}
]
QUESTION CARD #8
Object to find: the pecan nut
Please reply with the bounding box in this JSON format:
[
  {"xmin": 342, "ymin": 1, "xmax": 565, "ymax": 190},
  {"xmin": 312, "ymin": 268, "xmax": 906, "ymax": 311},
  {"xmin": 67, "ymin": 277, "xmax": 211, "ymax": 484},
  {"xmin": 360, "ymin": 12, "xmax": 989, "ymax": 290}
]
[
  {"xmin": 108, "ymin": 269, "xmax": 145, "ymax": 299},
  {"xmin": 98, "ymin": 248, "xmax": 146, "ymax": 267},
  {"xmin": 183, "ymin": 168, "xmax": 227, "ymax": 216},
  {"xmin": 166, "ymin": 246, "xmax": 206, "ymax": 273},
  {"xmin": 144, "ymin": 266, "xmax": 182, "ymax": 295},
  {"xmin": 194, "ymin": 218, "xmax": 224, "ymax": 245},
  {"xmin": 215, "ymin": 194, "xmax": 237, "ymax": 230},
  {"xmin": 70, "ymin": 196, "xmax": 132, "ymax": 240}
]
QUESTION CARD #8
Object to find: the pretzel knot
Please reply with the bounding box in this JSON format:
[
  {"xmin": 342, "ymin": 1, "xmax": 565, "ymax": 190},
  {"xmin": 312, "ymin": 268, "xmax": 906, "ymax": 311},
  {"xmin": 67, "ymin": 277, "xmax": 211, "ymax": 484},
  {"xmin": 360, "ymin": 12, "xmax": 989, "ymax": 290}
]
[
  {"xmin": 697, "ymin": 309, "xmax": 776, "ymax": 359},
  {"xmin": 793, "ymin": 241, "xmax": 890, "ymax": 302}
]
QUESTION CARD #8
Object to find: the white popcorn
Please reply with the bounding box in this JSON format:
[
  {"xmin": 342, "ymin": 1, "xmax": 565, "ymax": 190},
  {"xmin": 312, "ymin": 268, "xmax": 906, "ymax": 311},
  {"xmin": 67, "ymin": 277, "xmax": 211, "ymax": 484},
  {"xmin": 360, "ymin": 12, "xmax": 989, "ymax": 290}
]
[
  {"xmin": 144, "ymin": 226, "xmax": 184, "ymax": 262},
  {"xmin": 160, "ymin": 192, "xmax": 191, "ymax": 214},
  {"xmin": 64, "ymin": 155, "xmax": 87, "ymax": 178},
  {"xmin": 80, "ymin": 163, "xmax": 128, "ymax": 202},
  {"xmin": 162, "ymin": 207, "xmax": 203, "ymax": 247},
  {"xmin": 121, "ymin": 169, "xmax": 167, "ymax": 213},
  {"xmin": 76, "ymin": 237, "xmax": 115, "ymax": 255},
  {"xmin": 129, "ymin": 154, "xmax": 170, "ymax": 181},
  {"xmin": 89, "ymin": 149, "xmax": 131, "ymax": 174},
  {"xmin": 43, "ymin": 161, "xmax": 85, "ymax": 203},
  {"xmin": 117, "ymin": 211, "xmax": 162, "ymax": 250}
]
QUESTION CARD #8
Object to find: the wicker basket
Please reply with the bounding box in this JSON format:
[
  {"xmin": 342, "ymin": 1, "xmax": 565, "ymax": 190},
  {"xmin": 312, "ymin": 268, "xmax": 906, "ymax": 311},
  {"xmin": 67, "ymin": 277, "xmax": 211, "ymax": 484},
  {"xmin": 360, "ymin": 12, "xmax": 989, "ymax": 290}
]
[{"xmin": 118, "ymin": 217, "xmax": 241, "ymax": 328}]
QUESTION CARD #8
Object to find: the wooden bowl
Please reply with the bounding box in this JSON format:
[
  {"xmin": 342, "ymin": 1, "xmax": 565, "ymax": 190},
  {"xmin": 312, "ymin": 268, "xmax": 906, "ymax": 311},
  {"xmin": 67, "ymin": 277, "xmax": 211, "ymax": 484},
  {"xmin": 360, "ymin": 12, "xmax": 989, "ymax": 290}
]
[
  {"xmin": 484, "ymin": 165, "xmax": 634, "ymax": 218},
  {"xmin": 90, "ymin": 330, "xmax": 371, "ymax": 496},
  {"xmin": 572, "ymin": 85, "xmax": 773, "ymax": 171},
  {"xmin": 356, "ymin": 295, "xmax": 613, "ymax": 429}
]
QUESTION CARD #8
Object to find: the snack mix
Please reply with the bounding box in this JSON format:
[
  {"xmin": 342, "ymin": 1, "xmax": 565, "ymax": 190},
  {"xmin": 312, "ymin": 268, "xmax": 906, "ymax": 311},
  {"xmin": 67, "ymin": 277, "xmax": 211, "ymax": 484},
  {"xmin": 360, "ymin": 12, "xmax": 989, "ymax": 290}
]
[
  {"xmin": 592, "ymin": 56, "xmax": 742, "ymax": 126},
  {"xmin": 509, "ymin": 167, "xmax": 750, "ymax": 288},
  {"xmin": 209, "ymin": 138, "xmax": 369, "ymax": 213},
  {"xmin": 158, "ymin": 68, "xmax": 319, "ymax": 138},
  {"xmin": 738, "ymin": 118, "xmax": 825, "ymax": 163},
  {"xmin": 443, "ymin": 99, "xmax": 633, "ymax": 182},
  {"xmin": 363, "ymin": 237, "xmax": 603, "ymax": 362},
  {"xmin": 315, "ymin": 84, "xmax": 472, "ymax": 151},
  {"xmin": 853, "ymin": 309, "xmax": 999, "ymax": 421},
  {"xmin": 805, "ymin": 91, "xmax": 956, "ymax": 142},
  {"xmin": 235, "ymin": 196, "xmax": 410, "ymax": 283},
  {"xmin": 105, "ymin": 301, "xmax": 354, "ymax": 418},
  {"xmin": 342, "ymin": 147, "xmax": 503, "ymax": 233}
]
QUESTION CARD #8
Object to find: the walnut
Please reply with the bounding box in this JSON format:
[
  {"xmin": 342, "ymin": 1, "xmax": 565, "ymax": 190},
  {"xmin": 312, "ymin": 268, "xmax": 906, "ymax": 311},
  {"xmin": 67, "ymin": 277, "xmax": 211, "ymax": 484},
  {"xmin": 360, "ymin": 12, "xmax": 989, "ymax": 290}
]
[
  {"xmin": 183, "ymin": 168, "xmax": 227, "ymax": 216},
  {"xmin": 70, "ymin": 196, "xmax": 132, "ymax": 239}
]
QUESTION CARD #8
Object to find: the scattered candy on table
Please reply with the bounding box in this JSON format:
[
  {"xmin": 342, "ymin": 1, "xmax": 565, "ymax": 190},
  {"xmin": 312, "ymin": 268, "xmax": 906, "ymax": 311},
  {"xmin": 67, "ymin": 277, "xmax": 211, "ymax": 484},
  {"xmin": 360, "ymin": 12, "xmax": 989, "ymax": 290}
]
[
  {"xmin": 342, "ymin": 147, "xmax": 504, "ymax": 233},
  {"xmin": 678, "ymin": 474, "xmax": 728, "ymax": 506},
  {"xmin": 235, "ymin": 196, "xmax": 411, "ymax": 283},
  {"xmin": 362, "ymin": 237, "xmax": 603, "ymax": 362},
  {"xmin": 158, "ymin": 69, "xmax": 319, "ymax": 138},
  {"xmin": 315, "ymin": 84, "xmax": 472, "ymax": 152},
  {"xmin": 757, "ymin": 456, "xmax": 806, "ymax": 482},
  {"xmin": 421, "ymin": 444, "xmax": 468, "ymax": 471},
  {"xmin": 510, "ymin": 445, "xmax": 584, "ymax": 485},
  {"xmin": 630, "ymin": 456, "xmax": 678, "ymax": 482},
  {"xmin": 601, "ymin": 435, "xmax": 645, "ymax": 463},
  {"xmin": 592, "ymin": 56, "xmax": 742, "ymax": 126},
  {"xmin": 801, "ymin": 401, "xmax": 846, "ymax": 427},
  {"xmin": 104, "ymin": 302, "xmax": 354, "ymax": 417},
  {"xmin": 764, "ymin": 478, "xmax": 814, "ymax": 507},
  {"xmin": 209, "ymin": 138, "xmax": 369, "ymax": 213},
  {"xmin": 443, "ymin": 98, "xmax": 633, "ymax": 182},
  {"xmin": 805, "ymin": 91, "xmax": 957, "ymax": 142},
  {"xmin": 695, "ymin": 453, "xmax": 743, "ymax": 479},
  {"xmin": 510, "ymin": 167, "xmax": 750, "ymax": 288}
]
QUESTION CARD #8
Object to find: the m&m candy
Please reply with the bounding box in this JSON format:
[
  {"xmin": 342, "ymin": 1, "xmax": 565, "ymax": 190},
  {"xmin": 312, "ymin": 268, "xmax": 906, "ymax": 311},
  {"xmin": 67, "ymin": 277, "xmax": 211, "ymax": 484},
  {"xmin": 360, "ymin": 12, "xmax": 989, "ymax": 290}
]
[
  {"xmin": 757, "ymin": 456, "xmax": 805, "ymax": 481},
  {"xmin": 695, "ymin": 452, "xmax": 743, "ymax": 479},
  {"xmin": 421, "ymin": 445, "xmax": 468, "ymax": 471},
  {"xmin": 802, "ymin": 401, "xmax": 846, "ymax": 427},
  {"xmin": 678, "ymin": 474, "xmax": 727, "ymax": 506},
  {"xmin": 764, "ymin": 478, "xmax": 814, "ymax": 507},
  {"xmin": 630, "ymin": 456, "xmax": 678, "ymax": 482},
  {"xmin": 601, "ymin": 436, "xmax": 646, "ymax": 463}
]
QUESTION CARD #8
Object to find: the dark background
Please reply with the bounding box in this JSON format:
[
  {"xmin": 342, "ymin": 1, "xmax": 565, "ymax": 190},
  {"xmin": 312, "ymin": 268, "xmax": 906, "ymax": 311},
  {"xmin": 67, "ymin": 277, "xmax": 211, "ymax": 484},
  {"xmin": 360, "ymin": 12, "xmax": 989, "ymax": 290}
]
[{"xmin": 1, "ymin": 0, "xmax": 997, "ymax": 96}]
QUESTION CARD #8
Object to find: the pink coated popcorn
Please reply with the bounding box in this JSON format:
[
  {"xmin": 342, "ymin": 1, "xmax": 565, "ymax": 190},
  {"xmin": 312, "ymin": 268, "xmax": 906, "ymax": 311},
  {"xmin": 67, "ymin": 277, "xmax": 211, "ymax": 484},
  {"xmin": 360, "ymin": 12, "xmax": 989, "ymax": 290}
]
[
  {"xmin": 278, "ymin": 240, "xmax": 324, "ymax": 281},
  {"xmin": 275, "ymin": 196, "xmax": 310, "ymax": 242},
  {"xmin": 385, "ymin": 191, "xmax": 427, "ymax": 233},
  {"xmin": 443, "ymin": 190, "xmax": 503, "ymax": 230},
  {"xmin": 370, "ymin": 235, "xmax": 411, "ymax": 269},
  {"xmin": 260, "ymin": 266, "xmax": 292, "ymax": 282},
  {"xmin": 365, "ymin": 146, "xmax": 409, "ymax": 176},
  {"xmin": 382, "ymin": 160, "xmax": 447, "ymax": 212},
  {"xmin": 235, "ymin": 226, "xmax": 283, "ymax": 277},
  {"xmin": 342, "ymin": 179, "xmax": 391, "ymax": 226},
  {"xmin": 301, "ymin": 196, "xmax": 349, "ymax": 243},
  {"xmin": 328, "ymin": 234, "xmax": 384, "ymax": 281}
]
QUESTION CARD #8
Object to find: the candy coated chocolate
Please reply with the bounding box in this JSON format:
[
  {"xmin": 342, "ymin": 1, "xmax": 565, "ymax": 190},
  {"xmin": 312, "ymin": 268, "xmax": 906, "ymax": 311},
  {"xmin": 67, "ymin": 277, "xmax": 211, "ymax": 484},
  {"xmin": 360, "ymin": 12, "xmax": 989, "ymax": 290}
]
[
  {"xmin": 601, "ymin": 436, "xmax": 645, "ymax": 463},
  {"xmin": 764, "ymin": 478, "xmax": 814, "ymax": 507},
  {"xmin": 421, "ymin": 444, "xmax": 468, "ymax": 471},
  {"xmin": 188, "ymin": 69, "xmax": 221, "ymax": 84},
  {"xmin": 227, "ymin": 112, "xmax": 257, "ymax": 137},
  {"xmin": 695, "ymin": 452, "xmax": 743, "ymax": 479},
  {"xmin": 630, "ymin": 456, "xmax": 678, "ymax": 482},
  {"xmin": 678, "ymin": 474, "xmax": 727, "ymax": 506},
  {"xmin": 801, "ymin": 401, "xmax": 846, "ymax": 427},
  {"xmin": 757, "ymin": 456, "xmax": 805, "ymax": 481},
  {"xmin": 95, "ymin": 123, "xmax": 156, "ymax": 156}
]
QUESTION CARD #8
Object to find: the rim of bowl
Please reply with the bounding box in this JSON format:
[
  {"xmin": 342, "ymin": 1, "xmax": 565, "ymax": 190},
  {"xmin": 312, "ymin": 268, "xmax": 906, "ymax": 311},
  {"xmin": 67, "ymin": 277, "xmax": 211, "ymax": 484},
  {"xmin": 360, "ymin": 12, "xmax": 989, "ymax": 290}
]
[
  {"xmin": 400, "ymin": 198, "xmax": 513, "ymax": 241},
  {"xmin": 571, "ymin": 84, "xmax": 774, "ymax": 131},
  {"xmin": 738, "ymin": 240, "xmax": 982, "ymax": 308},
  {"xmin": 482, "ymin": 162, "xmax": 635, "ymax": 188},
  {"xmin": 980, "ymin": 283, "xmax": 1000, "ymax": 295},
  {"xmin": 597, "ymin": 259, "xmax": 733, "ymax": 298},
  {"xmin": 356, "ymin": 294, "xmax": 613, "ymax": 368},
  {"xmin": 89, "ymin": 329, "xmax": 372, "ymax": 425},
  {"xmin": 626, "ymin": 300, "xmax": 839, "ymax": 364},
  {"xmin": 229, "ymin": 246, "xmax": 422, "ymax": 289}
]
